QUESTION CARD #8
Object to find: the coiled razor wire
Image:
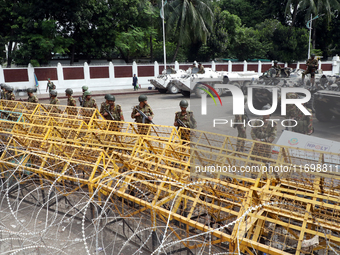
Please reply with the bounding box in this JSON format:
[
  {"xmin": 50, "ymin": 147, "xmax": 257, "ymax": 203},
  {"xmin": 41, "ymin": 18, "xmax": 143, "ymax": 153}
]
[{"xmin": 0, "ymin": 142, "xmax": 339, "ymax": 254}]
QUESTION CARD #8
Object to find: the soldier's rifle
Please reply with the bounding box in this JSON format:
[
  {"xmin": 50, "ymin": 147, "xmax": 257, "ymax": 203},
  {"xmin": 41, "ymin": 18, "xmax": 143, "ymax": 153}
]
[
  {"xmin": 105, "ymin": 106, "xmax": 115, "ymax": 120},
  {"xmin": 134, "ymin": 107, "xmax": 155, "ymax": 124},
  {"xmin": 78, "ymin": 97, "xmax": 84, "ymax": 107},
  {"xmin": 177, "ymin": 119, "xmax": 187, "ymax": 128}
]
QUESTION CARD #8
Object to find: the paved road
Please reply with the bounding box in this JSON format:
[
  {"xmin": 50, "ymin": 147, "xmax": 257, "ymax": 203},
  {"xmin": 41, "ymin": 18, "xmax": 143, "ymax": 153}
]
[{"xmin": 40, "ymin": 92, "xmax": 340, "ymax": 143}]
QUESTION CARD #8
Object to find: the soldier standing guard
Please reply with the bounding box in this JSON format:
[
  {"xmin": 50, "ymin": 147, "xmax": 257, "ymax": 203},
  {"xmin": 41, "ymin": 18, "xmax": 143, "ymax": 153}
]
[
  {"xmin": 1, "ymin": 84, "xmax": 7, "ymax": 99},
  {"xmin": 174, "ymin": 100, "xmax": 197, "ymax": 141},
  {"xmin": 131, "ymin": 94, "xmax": 154, "ymax": 135},
  {"xmin": 251, "ymin": 104, "xmax": 277, "ymax": 160},
  {"xmin": 27, "ymin": 88, "xmax": 38, "ymax": 103},
  {"xmin": 49, "ymin": 90, "xmax": 59, "ymax": 105},
  {"xmin": 100, "ymin": 94, "xmax": 124, "ymax": 132},
  {"xmin": 79, "ymin": 86, "xmax": 88, "ymax": 106},
  {"xmin": 302, "ymin": 54, "xmax": 318, "ymax": 87},
  {"xmin": 6, "ymin": 86, "xmax": 15, "ymax": 100},
  {"xmin": 83, "ymin": 91, "xmax": 97, "ymax": 108},
  {"xmin": 65, "ymin": 88, "xmax": 76, "ymax": 106},
  {"xmin": 46, "ymin": 78, "xmax": 55, "ymax": 93}
]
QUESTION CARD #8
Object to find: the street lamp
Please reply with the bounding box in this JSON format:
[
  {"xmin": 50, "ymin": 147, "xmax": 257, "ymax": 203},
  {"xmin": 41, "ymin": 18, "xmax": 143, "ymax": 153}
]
[{"xmin": 306, "ymin": 14, "xmax": 324, "ymax": 59}]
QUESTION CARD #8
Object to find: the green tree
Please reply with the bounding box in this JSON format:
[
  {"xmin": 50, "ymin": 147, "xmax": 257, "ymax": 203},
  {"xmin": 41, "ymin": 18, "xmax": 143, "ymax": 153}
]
[{"xmin": 165, "ymin": 0, "xmax": 213, "ymax": 62}]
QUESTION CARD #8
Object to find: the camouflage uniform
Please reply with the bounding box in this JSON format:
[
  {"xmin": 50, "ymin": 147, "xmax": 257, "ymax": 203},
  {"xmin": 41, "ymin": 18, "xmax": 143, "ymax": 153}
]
[
  {"xmin": 67, "ymin": 96, "xmax": 76, "ymax": 106},
  {"xmin": 198, "ymin": 65, "xmax": 205, "ymax": 74},
  {"xmin": 47, "ymin": 81, "xmax": 55, "ymax": 92},
  {"xmin": 100, "ymin": 102, "xmax": 123, "ymax": 121},
  {"xmin": 6, "ymin": 92, "xmax": 15, "ymax": 101},
  {"xmin": 100, "ymin": 102, "xmax": 124, "ymax": 132},
  {"xmin": 292, "ymin": 108, "xmax": 313, "ymax": 135},
  {"xmin": 174, "ymin": 111, "xmax": 197, "ymax": 141},
  {"xmin": 286, "ymin": 93, "xmax": 298, "ymax": 119},
  {"xmin": 83, "ymin": 98, "xmax": 97, "ymax": 108},
  {"xmin": 251, "ymin": 120, "xmax": 277, "ymax": 159},
  {"xmin": 233, "ymin": 115, "xmax": 247, "ymax": 152},
  {"xmin": 131, "ymin": 104, "xmax": 154, "ymax": 135},
  {"xmin": 28, "ymin": 95, "xmax": 38, "ymax": 103},
  {"xmin": 272, "ymin": 64, "xmax": 282, "ymax": 77},
  {"xmin": 303, "ymin": 58, "xmax": 318, "ymax": 78},
  {"xmin": 50, "ymin": 97, "xmax": 60, "ymax": 105},
  {"xmin": 1, "ymin": 91, "xmax": 6, "ymax": 99}
]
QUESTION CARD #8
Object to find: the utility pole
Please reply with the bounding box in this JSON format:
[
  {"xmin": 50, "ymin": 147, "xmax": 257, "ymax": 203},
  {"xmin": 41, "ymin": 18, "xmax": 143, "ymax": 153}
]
[{"xmin": 161, "ymin": 0, "xmax": 167, "ymax": 72}]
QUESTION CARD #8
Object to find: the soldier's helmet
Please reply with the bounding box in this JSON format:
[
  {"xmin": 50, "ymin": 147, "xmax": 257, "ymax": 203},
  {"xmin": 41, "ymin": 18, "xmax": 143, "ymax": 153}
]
[
  {"xmin": 262, "ymin": 104, "xmax": 271, "ymax": 110},
  {"xmin": 6, "ymin": 86, "xmax": 14, "ymax": 92},
  {"xmin": 82, "ymin": 86, "xmax": 88, "ymax": 91},
  {"xmin": 27, "ymin": 88, "xmax": 34, "ymax": 93},
  {"xmin": 138, "ymin": 94, "xmax": 147, "ymax": 102},
  {"xmin": 274, "ymin": 60, "xmax": 278, "ymax": 63},
  {"xmin": 84, "ymin": 91, "xmax": 91, "ymax": 97},
  {"xmin": 179, "ymin": 100, "xmax": 189, "ymax": 107},
  {"xmin": 286, "ymin": 92, "xmax": 298, "ymax": 99},
  {"xmin": 65, "ymin": 88, "xmax": 73, "ymax": 95},
  {"xmin": 104, "ymin": 94, "xmax": 115, "ymax": 101},
  {"xmin": 50, "ymin": 90, "xmax": 57, "ymax": 96},
  {"xmin": 311, "ymin": 53, "xmax": 315, "ymax": 57}
]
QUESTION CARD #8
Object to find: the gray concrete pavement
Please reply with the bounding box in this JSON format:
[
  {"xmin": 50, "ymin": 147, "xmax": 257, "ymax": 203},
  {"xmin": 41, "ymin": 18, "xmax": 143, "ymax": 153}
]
[{"xmin": 38, "ymin": 91, "xmax": 340, "ymax": 143}]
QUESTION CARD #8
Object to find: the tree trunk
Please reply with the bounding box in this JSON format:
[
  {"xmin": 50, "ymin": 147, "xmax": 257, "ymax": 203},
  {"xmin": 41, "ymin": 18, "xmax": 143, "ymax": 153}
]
[
  {"xmin": 290, "ymin": 4, "xmax": 298, "ymax": 28},
  {"xmin": 172, "ymin": 41, "xmax": 181, "ymax": 62},
  {"xmin": 312, "ymin": 25, "xmax": 316, "ymax": 49},
  {"xmin": 7, "ymin": 41, "xmax": 13, "ymax": 67},
  {"xmin": 150, "ymin": 34, "xmax": 153, "ymax": 63},
  {"xmin": 70, "ymin": 44, "xmax": 75, "ymax": 65}
]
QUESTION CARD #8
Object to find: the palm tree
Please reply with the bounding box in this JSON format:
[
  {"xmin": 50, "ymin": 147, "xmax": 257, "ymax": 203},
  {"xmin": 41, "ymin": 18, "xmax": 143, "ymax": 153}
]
[
  {"xmin": 165, "ymin": 0, "xmax": 213, "ymax": 62},
  {"xmin": 285, "ymin": 0, "xmax": 315, "ymax": 28}
]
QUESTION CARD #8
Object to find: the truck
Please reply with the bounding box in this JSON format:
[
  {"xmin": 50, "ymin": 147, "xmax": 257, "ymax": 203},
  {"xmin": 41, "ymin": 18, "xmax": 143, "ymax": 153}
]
[
  {"xmin": 148, "ymin": 68, "xmax": 187, "ymax": 94},
  {"xmin": 172, "ymin": 68, "xmax": 258, "ymax": 97},
  {"xmin": 314, "ymin": 82, "xmax": 340, "ymax": 121}
]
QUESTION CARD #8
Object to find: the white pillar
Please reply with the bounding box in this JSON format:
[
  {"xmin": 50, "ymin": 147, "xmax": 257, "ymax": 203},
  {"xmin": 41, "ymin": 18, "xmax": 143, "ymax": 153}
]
[
  {"xmin": 84, "ymin": 62, "xmax": 90, "ymax": 86},
  {"xmin": 212, "ymin": 61, "xmax": 216, "ymax": 71},
  {"xmin": 175, "ymin": 61, "xmax": 179, "ymax": 70},
  {"xmin": 284, "ymin": 62, "xmax": 288, "ymax": 68},
  {"xmin": 109, "ymin": 61, "xmax": 115, "ymax": 83},
  {"xmin": 332, "ymin": 55, "xmax": 340, "ymax": 75},
  {"xmin": 57, "ymin": 62, "xmax": 64, "ymax": 89},
  {"xmin": 228, "ymin": 60, "xmax": 232, "ymax": 73},
  {"xmin": 296, "ymin": 61, "xmax": 300, "ymax": 69},
  {"xmin": 243, "ymin": 60, "xmax": 247, "ymax": 72},
  {"xmin": 0, "ymin": 65, "xmax": 4, "ymax": 83},
  {"xmin": 258, "ymin": 61, "xmax": 262, "ymax": 75},
  {"xmin": 132, "ymin": 61, "xmax": 138, "ymax": 76},
  {"xmin": 154, "ymin": 61, "xmax": 159, "ymax": 77},
  {"xmin": 27, "ymin": 63, "xmax": 34, "ymax": 88}
]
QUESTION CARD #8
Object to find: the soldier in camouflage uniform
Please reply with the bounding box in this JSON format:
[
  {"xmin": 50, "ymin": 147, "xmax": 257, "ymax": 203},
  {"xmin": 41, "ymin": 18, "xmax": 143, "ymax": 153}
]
[
  {"xmin": 0, "ymin": 84, "xmax": 7, "ymax": 99},
  {"xmin": 83, "ymin": 91, "xmax": 97, "ymax": 108},
  {"xmin": 46, "ymin": 78, "xmax": 56, "ymax": 92},
  {"xmin": 65, "ymin": 88, "xmax": 77, "ymax": 116},
  {"xmin": 233, "ymin": 115, "xmax": 247, "ymax": 152},
  {"xmin": 290, "ymin": 96, "xmax": 313, "ymax": 135},
  {"xmin": 286, "ymin": 92, "xmax": 298, "ymax": 119},
  {"xmin": 131, "ymin": 94, "xmax": 154, "ymax": 135},
  {"xmin": 79, "ymin": 86, "xmax": 88, "ymax": 106},
  {"xmin": 101, "ymin": 94, "xmax": 125, "ymax": 131},
  {"xmin": 251, "ymin": 104, "xmax": 277, "ymax": 160},
  {"xmin": 65, "ymin": 88, "xmax": 76, "ymax": 106},
  {"xmin": 27, "ymin": 88, "xmax": 38, "ymax": 103},
  {"xmin": 272, "ymin": 60, "xmax": 282, "ymax": 77},
  {"xmin": 49, "ymin": 90, "xmax": 59, "ymax": 105},
  {"xmin": 6, "ymin": 86, "xmax": 15, "ymax": 100},
  {"xmin": 174, "ymin": 100, "xmax": 197, "ymax": 141},
  {"xmin": 302, "ymin": 54, "xmax": 318, "ymax": 87},
  {"xmin": 197, "ymin": 63, "xmax": 205, "ymax": 74}
]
